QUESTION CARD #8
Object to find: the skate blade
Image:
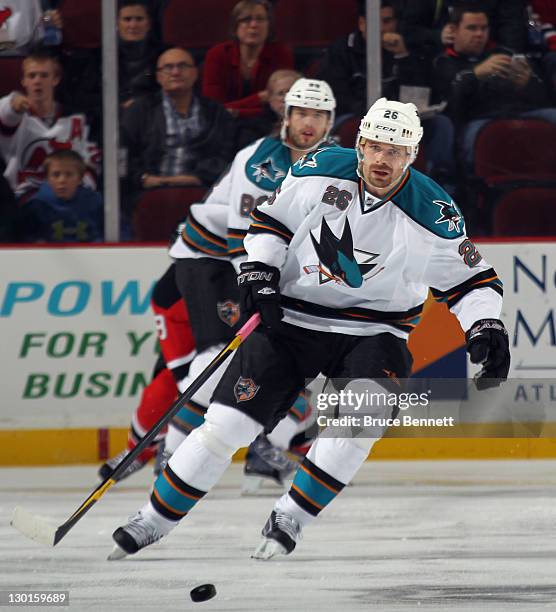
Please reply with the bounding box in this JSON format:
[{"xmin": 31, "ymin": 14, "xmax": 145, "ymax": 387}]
[
  {"xmin": 107, "ymin": 544, "xmax": 128, "ymax": 561},
  {"xmin": 11, "ymin": 506, "xmax": 56, "ymax": 546},
  {"xmin": 251, "ymin": 537, "xmax": 287, "ymax": 560},
  {"xmin": 241, "ymin": 475, "xmax": 291, "ymax": 496},
  {"xmin": 241, "ymin": 475, "xmax": 266, "ymax": 496}
]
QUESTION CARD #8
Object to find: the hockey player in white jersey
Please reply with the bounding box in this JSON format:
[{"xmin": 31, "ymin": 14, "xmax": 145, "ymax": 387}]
[
  {"xmin": 109, "ymin": 97, "xmax": 510, "ymax": 560},
  {"xmin": 158, "ymin": 78, "xmax": 336, "ymax": 490}
]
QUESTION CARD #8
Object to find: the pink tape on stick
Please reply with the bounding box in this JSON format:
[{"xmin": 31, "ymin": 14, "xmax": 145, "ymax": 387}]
[{"xmin": 237, "ymin": 312, "xmax": 261, "ymax": 341}]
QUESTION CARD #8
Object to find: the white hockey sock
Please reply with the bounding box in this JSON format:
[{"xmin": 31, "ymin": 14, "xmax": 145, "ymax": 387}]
[
  {"xmin": 167, "ymin": 403, "xmax": 263, "ymax": 492},
  {"xmin": 279, "ymin": 435, "xmax": 379, "ymax": 524},
  {"xmin": 306, "ymin": 435, "xmax": 378, "ymax": 483},
  {"xmin": 267, "ymin": 414, "xmax": 298, "ymax": 450},
  {"xmin": 141, "ymin": 500, "xmax": 180, "ymax": 531}
]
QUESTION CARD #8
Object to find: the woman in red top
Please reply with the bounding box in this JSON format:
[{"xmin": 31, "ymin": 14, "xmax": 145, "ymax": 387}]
[{"xmin": 202, "ymin": 0, "xmax": 294, "ymax": 118}]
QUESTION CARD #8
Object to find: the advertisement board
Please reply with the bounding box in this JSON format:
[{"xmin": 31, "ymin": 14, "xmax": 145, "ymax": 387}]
[
  {"xmin": 0, "ymin": 246, "xmax": 168, "ymax": 429},
  {"xmin": 1, "ymin": 241, "xmax": 554, "ymax": 463}
]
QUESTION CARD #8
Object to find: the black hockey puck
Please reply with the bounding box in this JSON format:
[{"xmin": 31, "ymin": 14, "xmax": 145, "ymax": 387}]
[{"xmin": 190, "ymin": 584, "xmax": 216, "ymax": 602}]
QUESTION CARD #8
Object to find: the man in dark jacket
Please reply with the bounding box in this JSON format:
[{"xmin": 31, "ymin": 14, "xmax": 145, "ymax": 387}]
[
  {"xmin": 433, "ymin": 6, "xmax": 556, "ymax": 167},
  {"xmin": 121, "ymin": 47, "xmax": 235, "ymax": 199},
  {"xmin": 401, "ymin": 0, "xmax": 527, "ymax": 56},
  {"xmin": 318, "ymin": 0, "xmax": 429, "ymax": 117},
  {"xmin": 318, "ymin": 0, "xmax": 455, "ymax": 185}
]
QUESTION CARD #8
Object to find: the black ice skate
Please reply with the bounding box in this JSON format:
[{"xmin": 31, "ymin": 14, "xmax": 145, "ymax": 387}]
[
  {"xmin": 242, "ymin": 435, "xmax": 299, "ymax": 495},
  {"xmin": 251, "ymin": 510, "xmax": 301, "ymax": 560},
  {"xmin": 98, "ymin": 450, "xmax": 149, "ymax": 482},
  {"xmin": 108, "ymin": 510, "xmax": 171, "ymax": 560}
]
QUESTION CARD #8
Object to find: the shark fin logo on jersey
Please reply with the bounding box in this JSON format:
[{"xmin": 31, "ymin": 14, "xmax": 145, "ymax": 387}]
[
  {"xmin": 433, "ymin": 200, "xmax": 462, "ymax": 232},
  {"xmin": 234, "ymin": 377, "xmax": 260, "ymax": 402},
  {"xmin": 251, "ymin": 157, "xmax": 286, "ymax": 184},
  {"xmin": 297, "ymin": 147, "xmax": 331, "ymax": 169},
  {"xmin": 308, "ymin": 218, "xmax": 381, "ymax": 288},
  {"xmin": 217, "ymin": 300, "xmax": 240, "ymax": 327}
]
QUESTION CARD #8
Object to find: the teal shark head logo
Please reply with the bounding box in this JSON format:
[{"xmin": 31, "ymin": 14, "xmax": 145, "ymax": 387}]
[
  {"xmin": 310, "ymin": 218, "xmax": 379, "ymax": 288},
  {"xmin": 433, "ymin": 199, "xmax": 462, "ymax": 232},
  {"xmin": 250, "ymin": 157, "xmax": 286, "ymax": 184}
]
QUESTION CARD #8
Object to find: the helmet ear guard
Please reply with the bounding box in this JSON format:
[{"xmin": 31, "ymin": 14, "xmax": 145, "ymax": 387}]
[
  {"xmin": 356, "ymin": 97, "xmax": 423, "ymax": 170},
  {"xmin": 280, "ymin": 78, "xmax": 336, "ymax": 152}
]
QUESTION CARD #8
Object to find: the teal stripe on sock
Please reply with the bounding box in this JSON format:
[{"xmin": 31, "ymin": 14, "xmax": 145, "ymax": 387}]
[
  {"xmin": 292, "ymin": 467, "xmax": 338, "ymax": 508},
  {"xmin": 154, "ymin": 473, "xmax": 199, "ymax": 514},
  {"xmin": 175, "ymin": 405, "xmax": 205, "ymax": 429}
]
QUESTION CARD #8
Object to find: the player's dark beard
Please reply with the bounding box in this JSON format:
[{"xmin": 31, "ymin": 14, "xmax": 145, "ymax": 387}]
[{"xmin": 288, "ymin": 131, "xmax": 320, "ymax": 151}]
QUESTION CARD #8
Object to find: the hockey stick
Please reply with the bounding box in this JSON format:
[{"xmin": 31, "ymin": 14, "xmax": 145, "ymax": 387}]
[{"xmin": 11, "ymin": 313, "xmax": 261, "ymax": 547}]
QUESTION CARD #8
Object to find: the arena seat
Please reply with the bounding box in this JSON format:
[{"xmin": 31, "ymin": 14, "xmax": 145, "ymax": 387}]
[
  {"xmin": 274, "ymin": 0, "xmax": 357, "ymax": 47},
  {"xmin": 162, "ymin": 0, "xmax": 237, "ymax": 48},
  {"xmin": 0, "ymin": 56, "xmax": 23, "ymax": 97},
  {"xmin": 474, "ymin": 119, "xmax": 556, "ymax": 184},
  {"xmin": 60, "ymin": 0, "xmax": 101, "ymax": 49},
  {"xmin": 132, "ymin": 186, "xmax": 208, "ymax": 241},
  {"xmin": 471, "ymin": 119, "xmax": 556, "ymax": 233},
  {"xmin": 493, "ymin": 187, "xmax": 556, "ymax": 236},
  {"xmin": 332, "ymin": 115, "xmax": 359, "ymax": 148}
]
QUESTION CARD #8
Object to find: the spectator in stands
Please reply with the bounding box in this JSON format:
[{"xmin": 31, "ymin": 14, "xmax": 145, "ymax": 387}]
[
  {"xmin": 0, "ymin": 1, "xmax": 63, "ymax": 55},
  {"xmin": 319, "ymin": 0, "xmax": 431, "ymax": 117},
  {"xmin": 0, "ymin": 50, "xmax": 99, "ymax": 204},
  {"xmin": 121, "ymin": 46, "xmax": 235, "ymax": 203},
  {"xmin": 63, "ymin": 0, "xmax": 166, "ymax": 139},
  {"xmin": 433, "ymin": 5, "xmax": 556, "ymax": 169},
  {"xmin": 18, "ymin": 149, "xmax": 103, "ymax": 243},
  {"xmin": 235, "ymin": 68, "xmax": 301, "ymax": 149},
  {"xmin": 318, "ymin": 0, "xmax": 456, "ymax": 184},
  {"xmin": 202, "ymin": 0, "xmax": 294, "ymax": 119},
  {"xmin": 117, "ymin": 0, "xmax": 167, "ymax": 109},
  {"xmin": 401, "ymin": 0, "xmax": 527, "ymax": 57}
]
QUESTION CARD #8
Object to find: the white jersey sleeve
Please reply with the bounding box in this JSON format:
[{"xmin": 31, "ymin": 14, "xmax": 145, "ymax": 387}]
[{"xmin": 423, "ymin": 233, "xmax": 503, "ymax": 333}]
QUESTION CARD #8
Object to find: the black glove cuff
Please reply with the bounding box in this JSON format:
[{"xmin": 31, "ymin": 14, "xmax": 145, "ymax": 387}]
[{"xmin": 466, "ymin": 318, "xmax": 507, "ymax": 343}]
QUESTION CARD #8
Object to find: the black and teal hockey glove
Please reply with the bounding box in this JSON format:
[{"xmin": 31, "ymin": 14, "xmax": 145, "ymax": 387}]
[
  {"xmin": 237, "ymin": 261, "xmax": 283, "ymax": 330},
  {"xmin": 466, "ymin": 319, "xmax": 510, "ymax": 390}
]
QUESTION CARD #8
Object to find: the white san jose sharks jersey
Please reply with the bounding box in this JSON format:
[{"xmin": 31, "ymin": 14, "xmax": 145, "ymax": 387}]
[
  {"xmin": 244, "ymin": 146, "xmax": 503, "ymax": 338},
  {"xmin": 169, "ymin": 136, "xmax": 291, "ymax": 261}
]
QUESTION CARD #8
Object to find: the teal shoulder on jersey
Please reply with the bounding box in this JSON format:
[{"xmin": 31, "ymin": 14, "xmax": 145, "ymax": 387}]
[
  {"xmin": 291, "ymin": 146, "xmax": 358, "ymax": 182},
  {"xmin": 290, "ymin": 146, "xmax": 464, "ymax": 239},
  {"xmin": 393, "ymin": 169, "xmax": 465, "ymax": 239},
  {"xmin": 244, "ymin": 137, "xmax": 291, "ymax": 191}
]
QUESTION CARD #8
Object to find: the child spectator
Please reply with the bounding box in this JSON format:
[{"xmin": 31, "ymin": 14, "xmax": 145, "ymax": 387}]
[
  {"xmin": 18, "ymin": 149, "xmax": 103, "ymax": 243},
  {"xmin": 0, "ymin": 50, "xmax": 100, "ymax": 203},
  {"xmin": 202, "ymin": 0, "xmax": 294, "ymax": 119}
]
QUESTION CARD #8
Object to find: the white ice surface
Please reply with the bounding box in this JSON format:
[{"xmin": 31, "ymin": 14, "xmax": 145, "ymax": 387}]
[{"xmin": 1, "ymin": 461, "xmax": 556, "ymax": 611}]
